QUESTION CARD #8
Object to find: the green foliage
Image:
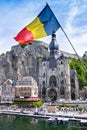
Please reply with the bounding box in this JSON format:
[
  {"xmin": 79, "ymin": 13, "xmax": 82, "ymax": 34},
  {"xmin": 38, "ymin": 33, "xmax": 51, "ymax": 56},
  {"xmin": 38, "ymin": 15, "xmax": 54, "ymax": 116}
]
[
  {"xmin": 70, "ymin": 58, "xmax": 87, "ymax": 89},
  {"xmin": 78, "ymin": 105, "xmax": 84, "ymax": 111},
  {"xmin": 36, "ymin": 100, "xmax": 43, "ymax": 107},
  {"xmin": 60, "ymin": 104, "xmax": 75, "ymax": 108},
  {"xmin": 42, "ymin": 45, "xmax": 48, "ymax": 50},
  {"xmin": 21, "ymin": 43, "xmax": 32, "ymax": 48},
  {"xmin": 13, "ymin": 100, "xmax": 43, "ymax": 107},
  {"xmin": 13, "ymin": 101, "xmax": 30, "ymax": 105},
  {"xmin": 37, "ymin": 56, "xmax": 43, "ymax": 59},
  {"xmin": 0, "ymin": 53, "xmax": 5, "ymax": 56}
]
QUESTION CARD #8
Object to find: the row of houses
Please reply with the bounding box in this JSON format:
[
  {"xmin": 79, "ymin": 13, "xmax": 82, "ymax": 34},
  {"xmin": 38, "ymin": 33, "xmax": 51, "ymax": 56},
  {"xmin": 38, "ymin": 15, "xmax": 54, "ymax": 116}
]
[{"xmin": 0, "ymin": 76, "xmax": 38, "ymax": 104}]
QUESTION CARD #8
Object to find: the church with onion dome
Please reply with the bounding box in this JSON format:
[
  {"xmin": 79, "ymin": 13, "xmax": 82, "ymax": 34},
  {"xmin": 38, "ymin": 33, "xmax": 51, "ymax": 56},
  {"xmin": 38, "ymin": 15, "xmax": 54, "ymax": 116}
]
[{"xmin": 39, "ymin": 34, "xmax": 79, "ymax": 102}]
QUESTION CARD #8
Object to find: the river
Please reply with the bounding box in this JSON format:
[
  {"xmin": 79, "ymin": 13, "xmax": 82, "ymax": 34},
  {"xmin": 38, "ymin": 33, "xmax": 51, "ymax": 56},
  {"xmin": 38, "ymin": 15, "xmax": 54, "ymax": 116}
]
[{"xmin": 0, "ymin": 114, "xmax": 87, "ymax": 130}]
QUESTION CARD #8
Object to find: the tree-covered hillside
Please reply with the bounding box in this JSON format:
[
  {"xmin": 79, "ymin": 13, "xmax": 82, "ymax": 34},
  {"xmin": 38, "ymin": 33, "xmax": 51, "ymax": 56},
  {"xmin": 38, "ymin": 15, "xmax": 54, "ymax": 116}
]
[{"xmin": 69, "ymin": 58, "xmax": 87, "ymax": 89}]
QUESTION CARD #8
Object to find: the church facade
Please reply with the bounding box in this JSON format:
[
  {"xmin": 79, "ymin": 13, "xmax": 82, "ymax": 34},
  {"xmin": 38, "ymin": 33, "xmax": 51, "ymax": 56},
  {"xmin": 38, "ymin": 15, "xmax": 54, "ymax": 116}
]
[{"xmin": 39, "ymin": 34, "xmax": 79, "ymax": 101}]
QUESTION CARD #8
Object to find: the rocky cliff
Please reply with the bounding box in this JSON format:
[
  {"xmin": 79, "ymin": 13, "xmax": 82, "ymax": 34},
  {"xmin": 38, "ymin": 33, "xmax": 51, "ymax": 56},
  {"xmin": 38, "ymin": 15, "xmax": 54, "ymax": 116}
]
[{"xmin": 0, "ymin": 41, "xmax": 49, "ymax": 84}]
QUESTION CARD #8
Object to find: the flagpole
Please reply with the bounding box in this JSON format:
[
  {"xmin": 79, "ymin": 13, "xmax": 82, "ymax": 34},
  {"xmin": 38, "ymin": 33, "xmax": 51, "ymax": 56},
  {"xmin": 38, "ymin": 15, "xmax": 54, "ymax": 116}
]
[
  {"xmin": 60, "ymin": 25, "xmax": 80, "ymax": 59},
  {"xmin": 60, "ymin": 25, "xmax": 87, "ymax": 71},
  {"xmin": 47, "ymin": 3, "xmax": 80, "ymax": 60}
]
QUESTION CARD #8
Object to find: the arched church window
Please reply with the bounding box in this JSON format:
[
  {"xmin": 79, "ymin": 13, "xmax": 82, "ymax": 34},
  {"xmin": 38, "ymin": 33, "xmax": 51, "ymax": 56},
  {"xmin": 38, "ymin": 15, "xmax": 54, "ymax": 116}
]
[
  {"xmin": 30, "ymin": 81, "xmax": 32, "ymax": 85},
  {"xmin": 42, "ymin": 87, "xmax": 46, "ymax": 95},
  {"xmin": 49, "ymin": 75, "xmax": 57, "ymax": 87},
  {"xmin": 60, "ymin": 85, "xmax": 65, "ymax": 95},
  {"xmin": 43, "ymin": 81, "xmax": 45, "ymax": 87},
  {"xmin": 71, "ymin": 78, "xmax": 74, "ymax": 83}
]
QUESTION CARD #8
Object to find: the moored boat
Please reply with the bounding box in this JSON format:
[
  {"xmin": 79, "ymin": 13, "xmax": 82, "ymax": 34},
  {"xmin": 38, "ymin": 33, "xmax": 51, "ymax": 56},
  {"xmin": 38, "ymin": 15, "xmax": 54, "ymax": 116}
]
[
  {"xmin": 80, "ymin": 119, "xmax": 87, "ymax": 126},
  {"xmin": 62, "ymin": 118, "xmax": 69, "ymax": 124},
  {"xmin": 47, "ymin": 117, "xmax": 57, "ymax": 124},
  {"xmin": 57, "ymin": 117, "xmax": 63, "ymax": 124}
]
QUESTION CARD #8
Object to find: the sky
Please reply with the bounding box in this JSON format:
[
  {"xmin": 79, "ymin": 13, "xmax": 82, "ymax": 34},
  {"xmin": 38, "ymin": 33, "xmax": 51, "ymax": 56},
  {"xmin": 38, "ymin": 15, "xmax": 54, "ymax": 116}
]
[{"xmin": 0, "ymin": 0, "xmax": 87, "ymax": 56}]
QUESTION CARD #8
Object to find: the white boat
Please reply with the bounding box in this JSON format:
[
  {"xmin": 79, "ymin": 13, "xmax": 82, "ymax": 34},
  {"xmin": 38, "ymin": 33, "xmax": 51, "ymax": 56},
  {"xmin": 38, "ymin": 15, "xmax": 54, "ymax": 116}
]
[
  {"xmin": 62, "ymin": 118, "xmax": 69, "ymax": 124},
  {"xmin": 57, "ymin": 117, "xmax": 63, "ymax": 124},
  {"xmin": 80, "ymin": 119, "xmax": 87, "ymax": 126},
  {"xmin": 47, "ymin": 117, "xmax": 57, "ymax": 124},
  {"xmin": 22, "ymin": 110, "xmax": 31, "ymax": 114}
]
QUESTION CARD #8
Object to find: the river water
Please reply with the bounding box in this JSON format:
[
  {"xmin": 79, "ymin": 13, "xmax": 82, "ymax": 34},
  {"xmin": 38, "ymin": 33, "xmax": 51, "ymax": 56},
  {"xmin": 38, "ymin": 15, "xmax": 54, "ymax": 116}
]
[{"xmin": 0, "ymin": 114, "xmax": 87, "ymax": 130}]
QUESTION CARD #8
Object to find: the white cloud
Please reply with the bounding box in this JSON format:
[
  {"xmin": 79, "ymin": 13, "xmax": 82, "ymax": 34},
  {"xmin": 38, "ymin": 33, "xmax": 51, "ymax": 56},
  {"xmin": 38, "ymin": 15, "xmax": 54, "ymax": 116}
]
[
  {"xmin": 0, "ymin": 0, "xmax": 87, "ymax": 57},
  {"xmin": 0, "ymin": 1, "xmax": 43, "ymax": 54},
  {"xmin": 59, "ymin": 1, "xmax": 87, "ymax": 56},
  {"xmin": 65, "ymin": 6, "xmax": 78, "ymax": 35}
]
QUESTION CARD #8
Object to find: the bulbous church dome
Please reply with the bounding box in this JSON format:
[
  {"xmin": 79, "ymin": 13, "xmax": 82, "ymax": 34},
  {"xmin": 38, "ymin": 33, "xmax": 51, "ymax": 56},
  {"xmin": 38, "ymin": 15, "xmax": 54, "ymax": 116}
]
[{"xmin": 49, "ymin": 34, "xmax": 59, "ymax": 50}]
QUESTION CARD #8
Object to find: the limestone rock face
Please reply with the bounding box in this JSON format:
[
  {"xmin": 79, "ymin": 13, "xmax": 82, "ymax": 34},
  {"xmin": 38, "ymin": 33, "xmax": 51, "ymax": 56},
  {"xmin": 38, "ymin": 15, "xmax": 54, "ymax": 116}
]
[{"xmin": 0, "ymin": 41, "xmax": 49, "ymax": 84}]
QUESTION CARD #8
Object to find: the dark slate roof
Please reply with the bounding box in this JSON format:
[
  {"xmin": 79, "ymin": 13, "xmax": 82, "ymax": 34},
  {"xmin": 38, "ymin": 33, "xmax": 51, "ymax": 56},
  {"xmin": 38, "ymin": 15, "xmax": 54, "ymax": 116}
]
[
  {"xmin": 58, "ymin": 53, "xmax": 67, "ymax": 60},
  {"xmin": 49, "ymin": 34, "xmax": 59, "ymax": 50}
]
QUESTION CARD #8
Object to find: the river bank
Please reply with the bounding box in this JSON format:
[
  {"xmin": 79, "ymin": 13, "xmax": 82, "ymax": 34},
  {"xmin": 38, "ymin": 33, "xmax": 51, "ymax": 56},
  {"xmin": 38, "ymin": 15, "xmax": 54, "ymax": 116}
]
[{"xmin": 1, "ymin": 107, "xmax": 87, "ymax": 120}]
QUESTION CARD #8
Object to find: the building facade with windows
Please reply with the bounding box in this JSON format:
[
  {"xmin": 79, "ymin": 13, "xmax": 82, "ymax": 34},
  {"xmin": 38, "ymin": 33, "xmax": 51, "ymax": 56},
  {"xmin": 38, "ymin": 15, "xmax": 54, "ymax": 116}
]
[
  {"xmin": 1, "ymin": 79, "xmax": 15, "ymax": 104},
  {"xmin": 39, "ymin": 34, "xmax": 79, "ymax": 101},
  {"xmin": 15, "ymin": 76, "xmax": 38, "ymax": 98}
]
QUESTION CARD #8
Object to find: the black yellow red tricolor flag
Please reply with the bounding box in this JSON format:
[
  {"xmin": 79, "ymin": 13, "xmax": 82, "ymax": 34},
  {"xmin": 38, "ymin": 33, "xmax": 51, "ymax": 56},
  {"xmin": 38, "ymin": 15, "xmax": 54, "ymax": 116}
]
[{"xmin": 14, "ymin": 4, "xmax": 60, "ymax": 45}]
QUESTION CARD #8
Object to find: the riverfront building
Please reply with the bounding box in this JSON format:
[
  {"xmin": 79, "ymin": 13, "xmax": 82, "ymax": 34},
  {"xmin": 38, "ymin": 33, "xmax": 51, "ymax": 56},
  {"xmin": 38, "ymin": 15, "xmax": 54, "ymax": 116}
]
[
  {"xmin": 1, "ymin": 79, "xmax": 15, "ymax": 104},
  {"xmin": 1, "ymin": 76, "xmax": 38, "ymax": 104},
  {"xmin": 15, "ymin": 76, "xmax": 38, "ymax": 98}
]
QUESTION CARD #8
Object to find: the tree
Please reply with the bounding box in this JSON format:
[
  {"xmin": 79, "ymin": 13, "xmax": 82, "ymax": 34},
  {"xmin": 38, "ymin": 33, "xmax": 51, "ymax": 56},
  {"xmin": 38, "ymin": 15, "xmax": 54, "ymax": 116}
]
[{"xmin": 70, "ymin": 58, "xmax": 87, "ymax": 89}]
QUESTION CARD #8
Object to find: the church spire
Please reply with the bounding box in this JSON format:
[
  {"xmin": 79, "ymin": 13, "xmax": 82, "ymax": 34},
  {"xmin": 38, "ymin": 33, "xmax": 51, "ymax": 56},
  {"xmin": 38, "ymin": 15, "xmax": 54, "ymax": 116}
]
[{"xmin": 49, "ymin": 34, "xmax": 59, "ymax": 59}]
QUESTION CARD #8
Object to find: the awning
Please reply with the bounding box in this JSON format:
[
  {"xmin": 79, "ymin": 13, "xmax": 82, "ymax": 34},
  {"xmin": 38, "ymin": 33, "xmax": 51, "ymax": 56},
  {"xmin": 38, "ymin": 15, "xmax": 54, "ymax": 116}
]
[{"xmin": 14, "ymin": 97, "xmax": 41, "ymax": 102}]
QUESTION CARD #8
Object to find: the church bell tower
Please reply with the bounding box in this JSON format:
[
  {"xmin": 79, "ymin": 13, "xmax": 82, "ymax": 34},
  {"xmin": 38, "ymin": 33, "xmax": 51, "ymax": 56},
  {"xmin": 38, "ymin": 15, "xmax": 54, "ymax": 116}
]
[{"xmin": 49, "ymin": 34, "xmax": 59, "ymax": 68}]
